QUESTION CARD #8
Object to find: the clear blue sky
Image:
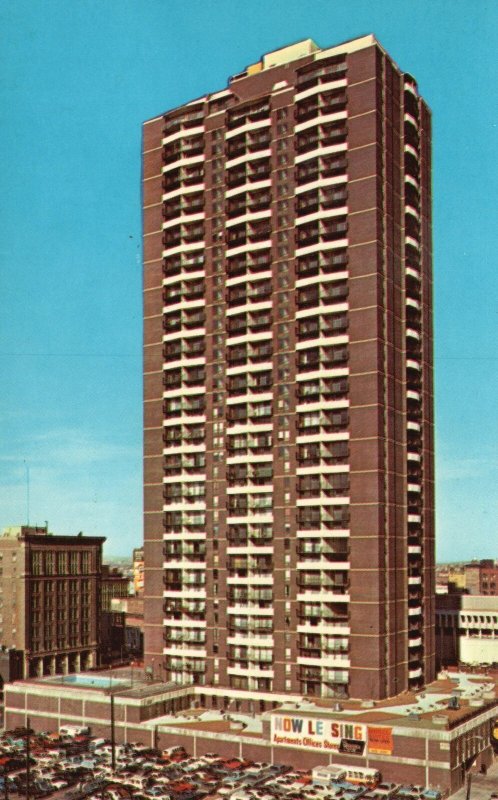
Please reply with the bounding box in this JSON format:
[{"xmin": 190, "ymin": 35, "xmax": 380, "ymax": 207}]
[{"xmin": 0, "ymin": 0, "xmax": 496, "ymax": 560}]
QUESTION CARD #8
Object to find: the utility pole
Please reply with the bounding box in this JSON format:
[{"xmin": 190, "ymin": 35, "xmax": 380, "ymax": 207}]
[
  {"xmin": 110, "ymin": 693, "xmax": 116, "ymax": 772},
  {"xmin": 465, "ymin": 772, "xmax": 471, "ymax": 800},
  {"xmin": 25, "ymin": 716, "xmax": 31, "ymax": 800}
]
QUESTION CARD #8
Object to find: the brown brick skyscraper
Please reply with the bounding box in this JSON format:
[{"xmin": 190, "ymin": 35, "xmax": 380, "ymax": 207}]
[{"xmin": 142, "ymin": 35, "xmax": 434, "ymax": 702}]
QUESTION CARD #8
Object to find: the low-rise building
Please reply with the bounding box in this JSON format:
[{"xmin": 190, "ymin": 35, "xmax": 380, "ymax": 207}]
[
  {"xmin": 111, "ymin": 596, "xmax": 144, "ymax": 657},
  {"xmin": 465, "ymin": 560, "xmax": 498, "ymax": 596},
  {"xmin": 100, "ymin": 565, "xmax": 129, "ymax": 611},
  {"xmin": 437, "ymin": 593, "xmax": 498, "ymax": 668},
  {"xmin": 4, "ymin": 669, "xmax": 498, "ymax": 794},
  {"xmin": 436, "ymin": 561, "xmax": 498, "ymax": 597},
  {"xmin": 100, "ymin": 610, "xmax": 127, "ymax": 665}
]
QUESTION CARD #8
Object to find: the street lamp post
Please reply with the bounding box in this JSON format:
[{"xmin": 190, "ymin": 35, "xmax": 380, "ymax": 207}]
[
  {"xmin": 104, "ymin": 685, "xmax": 117, "ymax": 774},
  {"xmin": 25, "ymin": 716, "xmax": 33, "ymax": 800},
  {"xmin": 110, "ymin": 693, "xmax": 116, "ymax": 772}
]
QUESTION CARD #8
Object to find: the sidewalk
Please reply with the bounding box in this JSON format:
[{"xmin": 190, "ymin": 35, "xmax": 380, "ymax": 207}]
[{"xmin": 449, "ymin": 758, "xmax": 498, "ymax": 800}]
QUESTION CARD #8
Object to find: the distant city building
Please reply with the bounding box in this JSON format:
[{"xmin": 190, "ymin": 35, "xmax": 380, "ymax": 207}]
[
  {"xmin": 0, "ymin": 525, "xmax": 105, "ymax": 678},
  {"xmin": 100, "ymin": 609, "xmax": 127, "ymax": 664},
  {"xmin": 132, "ymin": 547, "xmax": 144, "ymax": 596},
  {"xmin": 435, "ymin": 563, "xmax": 466, "ymax": 593},
  {"xmin": 435, "ymin": 560, "xmax": 498, "ymax": 597},
  {"xmin": 98, "ymin": 596, "xmax": 144, "ymax": 665},
  {"xmin": 100, "ymin": 564, "xmax": 130, "ymax": 611},
  {"xmin": 111, "ymin": 596, "xmax": 144, "ymax": 657},
  {"xmin": 436, "ymin": 593, "xmax": 498, "ymax": 668},
  {"xmin": 465, "ymin": 559, "xmax": 498, "ymax": 596}
]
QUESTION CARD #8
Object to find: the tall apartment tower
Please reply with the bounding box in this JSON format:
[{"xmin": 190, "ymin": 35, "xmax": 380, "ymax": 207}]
[{"xmin": 142, "ymin": 35, "xmax": 435, "ymax": 702}]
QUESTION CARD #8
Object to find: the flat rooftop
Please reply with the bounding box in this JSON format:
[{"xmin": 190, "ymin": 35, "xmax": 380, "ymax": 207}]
[
  {"xmin": 35, "ymin": 667, "xmax": 182, "ymax": 698},
  {"xmin": 14, "ymin": 667, "xmax": 498, "ymax": 735}
]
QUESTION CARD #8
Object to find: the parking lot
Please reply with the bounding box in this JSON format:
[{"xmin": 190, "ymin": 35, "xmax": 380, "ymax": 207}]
[{"xmin": 0, "ymin": 727, "xmax": 493, "ymax": 800}]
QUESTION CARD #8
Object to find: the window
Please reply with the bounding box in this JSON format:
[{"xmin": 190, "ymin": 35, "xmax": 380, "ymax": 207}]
[
  {"xmin": 69, "ymin": 551, "xmax": 80, "ymax": 574},
  {"xmin": 31, "ymin": 551, "xmax": 42, "ymax": 575}
]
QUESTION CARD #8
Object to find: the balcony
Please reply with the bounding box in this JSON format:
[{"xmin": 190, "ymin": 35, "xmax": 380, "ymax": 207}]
[
  {"xmin": 163, "ymin": 200, "xmax": 204, "ymax": 221},
  {"xmin": 227, "ymin": 104, "xmax": 270, "ymax": 131},
  {"xmin": 296, "ymin": 220, "xmax": 348, "ymax": 249},
  {"xmin": 163, "ymin": 109, "xmax": 204, "ymax": 136},
  {"xmin": 227, "ymin": 161, "xmax": 271, "ymax": 189},
  {"xmin": 296, "ymin": 93, "xmax": 347, "ymax": 124},
  {"xmin": 162, "ymin": 167, "xmax": 204, "ymax": 194},
  {"xmin": 163, "ymin": 140, "xmax": 204, "ymax": 165},
  {"xmin": 296, "ymin": 61, "xmax": 346, "ymax": 92}
]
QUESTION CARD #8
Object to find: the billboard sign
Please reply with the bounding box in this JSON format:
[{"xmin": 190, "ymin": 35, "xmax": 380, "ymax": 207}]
[
  {"xmin": 367, "ymin": 726, "xmax": 393, "ymax": 755},
  {"xmin": 271, "ymin": 714, "xmax": 367, "ymax": 753},
  {"xmin": 339, "ymin": 738, "xmax": 365, "ymax": 755}
]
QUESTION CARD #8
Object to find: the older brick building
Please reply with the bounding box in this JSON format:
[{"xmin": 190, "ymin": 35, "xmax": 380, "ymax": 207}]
[
  {"xmin": 465, "ymin": 560, "xmax": 498, "ymax": 596},
  {"xmin": 142, "ymin": 34, "xmax": 435, "ymax": 703},
  {"xmin": 100, "ymin": 565, "xmax": 130, "ymax": 611},
  {"xmin": 0, "ymin": 525, "xmax": 105, "ymax": 677}
]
